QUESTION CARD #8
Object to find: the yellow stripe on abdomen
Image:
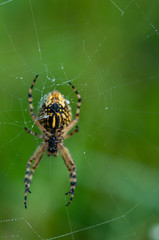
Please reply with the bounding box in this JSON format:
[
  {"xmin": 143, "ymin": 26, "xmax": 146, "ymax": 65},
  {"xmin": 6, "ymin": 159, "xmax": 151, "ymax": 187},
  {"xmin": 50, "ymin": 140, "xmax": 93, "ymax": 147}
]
[{"xmin": 52, "ymin": 115, "xmax": 56, "ymax": 128}]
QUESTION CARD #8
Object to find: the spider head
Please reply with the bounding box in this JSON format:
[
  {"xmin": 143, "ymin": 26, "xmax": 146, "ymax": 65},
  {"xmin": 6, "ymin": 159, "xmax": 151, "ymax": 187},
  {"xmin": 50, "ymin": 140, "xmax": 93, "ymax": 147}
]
[{"xmin": 48, "ymin": 136, "xmax": 58, "ymax": 153}]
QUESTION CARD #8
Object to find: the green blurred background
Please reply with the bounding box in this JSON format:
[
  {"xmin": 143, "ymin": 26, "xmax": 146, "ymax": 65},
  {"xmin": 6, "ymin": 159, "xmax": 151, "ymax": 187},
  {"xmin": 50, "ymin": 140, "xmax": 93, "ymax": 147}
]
[{"xmin": 0, "ymin": 0, "xmax": 159, "ymax": 239}]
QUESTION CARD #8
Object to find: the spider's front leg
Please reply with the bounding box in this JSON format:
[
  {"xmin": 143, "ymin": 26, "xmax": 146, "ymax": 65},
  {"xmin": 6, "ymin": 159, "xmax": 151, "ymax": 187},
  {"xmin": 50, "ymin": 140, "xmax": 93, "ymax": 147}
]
[
  {"xmin": 58, "ymin": 143, "xmax": 77, "ymax": 206},
  {"xmin": 24, "ymin": 142, "xmax": 47, "ymax": 208}
]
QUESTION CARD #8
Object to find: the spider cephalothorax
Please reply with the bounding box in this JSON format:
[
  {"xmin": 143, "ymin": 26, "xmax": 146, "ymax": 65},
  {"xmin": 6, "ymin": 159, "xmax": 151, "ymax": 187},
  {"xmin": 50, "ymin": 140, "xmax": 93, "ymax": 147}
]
[{"xmin": 24, "ymin": 75, "xmax": 81, "ymax": 208}]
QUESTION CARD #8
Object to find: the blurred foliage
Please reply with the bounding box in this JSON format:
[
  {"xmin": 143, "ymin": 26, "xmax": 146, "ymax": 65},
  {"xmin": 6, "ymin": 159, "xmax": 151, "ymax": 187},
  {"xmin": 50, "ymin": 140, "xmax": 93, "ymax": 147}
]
[{"xmin": 0, "ymin": 0, "xmax": 159, "ymax": 239}]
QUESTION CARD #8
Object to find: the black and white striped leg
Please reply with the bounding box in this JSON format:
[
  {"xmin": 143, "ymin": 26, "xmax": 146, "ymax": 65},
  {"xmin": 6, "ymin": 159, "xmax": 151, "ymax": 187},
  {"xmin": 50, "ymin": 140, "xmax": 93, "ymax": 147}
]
[
  {"xmin": 63, "ymin": 82, "xmax": 82, "ymax": 136},
  {"xmin": 58, "ymin": 143, "xmax": 77, "ymax": 206},
  {"xmin": 24, "ymin": 142, "xmax": 47, "ymax": 208},
  {"xmin": 24, "ymin": 127, "xmax": 47, "ymax": 140},
  {"xmin": 28, "ymin": 75, "xmax": 51, "ymax": 137},
  {"xmin": 65, "ymin": 166, "xmax": 77, "ymax": 206},
  {"xmin": 64, "ymin": 126, "xmax": 79, "ymax": 140}
]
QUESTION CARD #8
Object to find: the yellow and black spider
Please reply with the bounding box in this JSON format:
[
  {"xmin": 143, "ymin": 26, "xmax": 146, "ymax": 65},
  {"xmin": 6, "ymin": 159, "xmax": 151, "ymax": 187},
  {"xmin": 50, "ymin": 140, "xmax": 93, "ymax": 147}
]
[{"xmin": 24, "ymin": 75, "xmax": 82, "ymax": 208}]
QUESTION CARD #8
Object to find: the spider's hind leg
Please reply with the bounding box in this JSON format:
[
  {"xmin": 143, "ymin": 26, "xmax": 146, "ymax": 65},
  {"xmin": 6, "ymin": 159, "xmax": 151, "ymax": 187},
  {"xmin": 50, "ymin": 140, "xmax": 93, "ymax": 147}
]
[
  {"xmin": 63, "ymin": 81, "xmax": 82, "ymax": 137},
  {"xmin": 64, "ymin": 126, "xmax": 79, "ymax": 140}
]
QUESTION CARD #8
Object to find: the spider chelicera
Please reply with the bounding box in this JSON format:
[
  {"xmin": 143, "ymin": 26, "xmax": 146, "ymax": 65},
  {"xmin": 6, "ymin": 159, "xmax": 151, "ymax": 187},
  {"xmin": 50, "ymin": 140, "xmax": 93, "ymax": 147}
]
[{"xmin": 24, "ymin": 75, "xmax": 82, "ymax": 208}]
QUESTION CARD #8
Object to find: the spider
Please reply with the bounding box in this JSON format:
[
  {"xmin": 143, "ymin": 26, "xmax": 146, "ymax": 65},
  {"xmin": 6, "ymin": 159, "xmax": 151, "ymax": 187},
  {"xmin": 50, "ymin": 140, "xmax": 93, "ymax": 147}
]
[{"xmin": 24, "ymin": 75, "xmax": 82, "ymax": 208}]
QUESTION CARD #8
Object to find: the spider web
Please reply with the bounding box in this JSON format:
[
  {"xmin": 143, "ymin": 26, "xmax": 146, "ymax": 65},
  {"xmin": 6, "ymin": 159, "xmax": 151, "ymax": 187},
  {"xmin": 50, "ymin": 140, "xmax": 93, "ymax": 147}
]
[{"xmin": 0, "ymin": 0, "xmax": 159, "ymax": 239}]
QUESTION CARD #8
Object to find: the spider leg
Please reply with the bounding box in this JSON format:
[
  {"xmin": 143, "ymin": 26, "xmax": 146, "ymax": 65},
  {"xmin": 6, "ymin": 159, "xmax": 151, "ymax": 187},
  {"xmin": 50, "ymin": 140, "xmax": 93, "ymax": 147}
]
[
  {"xmin": 26, "ymin": 150, "xmax": 45, "ymax": 190},
  {"xmin": 24, "ymin": 142, "xmax": 47, "ymax": 208},
  {"xmin": 28, "ymin": 75, "xmax": 52, "ymax": 137},
  {"xmin": 63, "ymin": 82, "xmax": 82, "ymax": 136},
  {"xmin": 58, "ymin": 143, "xmax": 77, "ymax": 206},
  {"xmin": 24, "ymin": 127, "xmax": 48, "ymax": 140},
  {"xmin": 64, "ymin": 126, "xmax": 79, "ymax": 140}
]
